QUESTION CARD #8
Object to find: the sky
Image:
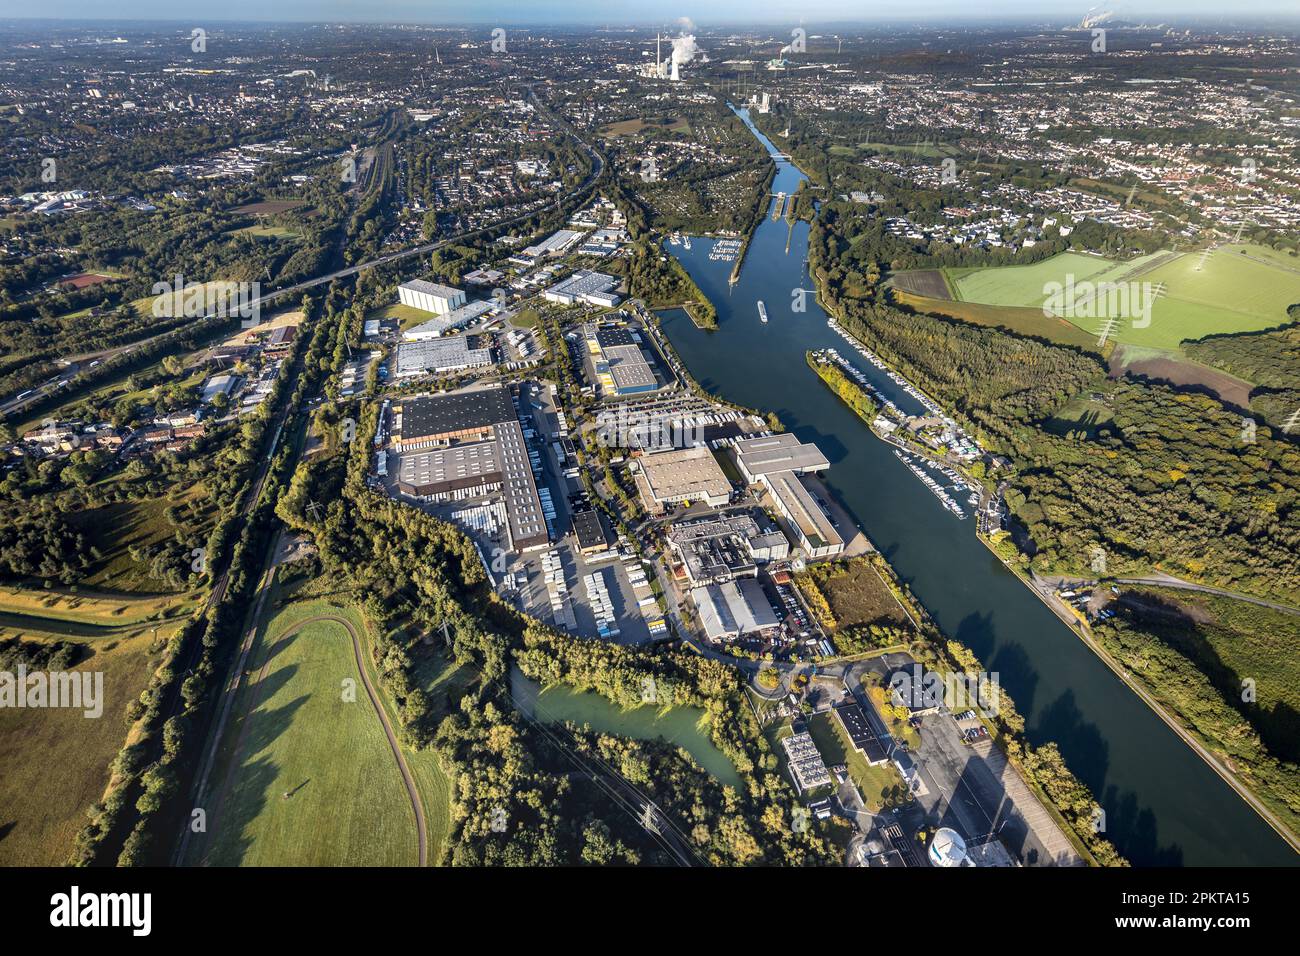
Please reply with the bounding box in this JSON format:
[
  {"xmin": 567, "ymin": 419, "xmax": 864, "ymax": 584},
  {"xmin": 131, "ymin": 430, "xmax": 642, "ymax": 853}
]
[{"xmin": 0, "ymin": 1, "xmax": 1296, "ymax": 26}]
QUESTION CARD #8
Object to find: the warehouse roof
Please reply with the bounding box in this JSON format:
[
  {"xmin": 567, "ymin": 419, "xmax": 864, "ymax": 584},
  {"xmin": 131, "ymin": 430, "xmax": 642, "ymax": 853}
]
[
  {"xmin": 399, "ymin": 386, "xmax": 515, "ymax": 441},
  {"xmin": 734, "ymin": 432, "xmax": 829, "ymax": 477}
]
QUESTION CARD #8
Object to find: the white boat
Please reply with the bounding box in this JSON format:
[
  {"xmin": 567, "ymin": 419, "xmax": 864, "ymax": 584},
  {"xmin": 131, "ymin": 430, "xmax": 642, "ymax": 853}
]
[{"xmin": 757, "ymin": 300, "xmax": 768, "ymax": 323}]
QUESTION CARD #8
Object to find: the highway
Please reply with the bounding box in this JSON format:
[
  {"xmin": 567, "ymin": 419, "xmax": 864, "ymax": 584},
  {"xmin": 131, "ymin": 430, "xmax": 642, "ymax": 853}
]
[{"xmin": 1, "ymin": 86, "xmax": 604, "ymax": 422}]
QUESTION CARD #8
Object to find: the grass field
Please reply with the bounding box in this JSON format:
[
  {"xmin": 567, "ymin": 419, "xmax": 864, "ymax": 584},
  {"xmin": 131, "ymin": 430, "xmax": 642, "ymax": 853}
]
[
  {"xmin": 229, "ymin": 199, "xmax": 306, "ymax": 216},
  {"xmin": 355, "ymin": 619, "xmax": 474, "ymax": 866},
  {"xmin": 0, "ymin": 585, "xmax": 197, "ymax": 629},
  {"xmin": 600, "ymin": 117, "xmax": 691, "ymax": 138},
  {"xmin": 946, "ymin": 246, "xmax": 1300, "ymax": 350},
  {"xmin": 366, "ymin": 302, "xmax": 439, "ymax": 331},
  {"xmin": 231, "ymin": 224, "xmax": 301, "ymax": 240},
  {"xmin": 195, "ymin": 596, "xmax": 420, "ymax": 866},
  {"xmin": 69, "ymin": 494, "xmax": 214, "ymax": 594},
  {"xmin": 0, "ymin": 629, "xmax": 166, "ymax": 865},
  {"xmin": 858, "ymin": 141, "xmax": 956, "ymax": 159}
]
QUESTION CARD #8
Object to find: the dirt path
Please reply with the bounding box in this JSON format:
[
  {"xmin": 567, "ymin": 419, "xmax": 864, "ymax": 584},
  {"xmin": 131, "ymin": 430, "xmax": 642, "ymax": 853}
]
[{"xmin": 195, "ymin": 613, "xmax": 427, "ymax": 867}]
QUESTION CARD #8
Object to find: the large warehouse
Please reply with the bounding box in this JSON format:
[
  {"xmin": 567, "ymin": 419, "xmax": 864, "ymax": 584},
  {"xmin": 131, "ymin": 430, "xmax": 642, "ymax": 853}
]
[
  {"xmin": 404, "ymin": 299, "xmax": 495, "ymax": 340},
  {"xmin": 690, "ymin": 578, "xmax": 781, "ymax": 644},
  {"xmin": 395, "ymin": 335, "xmax": 493, "ymax": 377},
  {"xmin": 542, "ymin": 270, "xmax": 621, "ymax": 307},
  {"xmin": 393, "ymin": 386, "xmax": 548, "ymax": 551},
  {"xmin": 731, "ymin": 433, "xmax": 842, "ymax": 558},
  {"xmin": 583, "ymin": 323, "xmax": 659, "ymax": 396},
  {"xmin": 632, "ymin": 446, "xmax": 732, "ymax": 514},
  {"xmin": 732, "ymin": 432, "xmax": 830, "ymax": 481},
  {"xmin": 398, "ymin": 279, "xmax": 466, "ymax": 316}
]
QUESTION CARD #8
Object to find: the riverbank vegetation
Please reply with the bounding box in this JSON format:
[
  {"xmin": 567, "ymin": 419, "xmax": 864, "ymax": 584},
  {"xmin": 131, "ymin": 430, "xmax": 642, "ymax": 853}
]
[
  {"xmin": 1093, "ymin": 588, "xmax": 1300, "ymax": 837},
  {"xmin": 806, "ymin": 351, "xmax": 879, "ymax": 423},
  {"xmin": 810, "ymin": 211, "xmax": 1300, "ymax": 606}
]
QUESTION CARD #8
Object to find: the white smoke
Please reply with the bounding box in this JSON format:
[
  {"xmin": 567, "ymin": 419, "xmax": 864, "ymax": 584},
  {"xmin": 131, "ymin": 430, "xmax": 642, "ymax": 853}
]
[{"xmin": 671, "ymin": 34, "xmax": 702, "ymax": 66}]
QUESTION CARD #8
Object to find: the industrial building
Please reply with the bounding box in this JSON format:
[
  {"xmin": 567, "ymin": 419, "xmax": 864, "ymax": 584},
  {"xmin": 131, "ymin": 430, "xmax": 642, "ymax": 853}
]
[
  {"xmin": 729, "ymin": 434, "xmax": 842, "ymax": 558},
  {"xmin": 395, "ymin": 335, "xmax": 493, "ymax": 377},
  {"xmin": 833, "ymin": 702, "xmax": 890, "ymax": 765},
  {"xmin": 732, "ymin": 432, "xmax": 830, "ymax": 482},
  {"xmin": 542, "ymin": 270, "xmax": 621, "ymax": 307},
  {"xmin": 201, "ymin": 373, "xmax": 238, "ymax": 404},
  {"xmin": 782, "ymin": 732, "xmax": 832, "ymax": 794},
  {"xmin": 583, "ymin": 323, "xmax": 659, "ymax": 396},
  {"xmin": 571, "ymin": 509, "xmax": 611, "ymax": 555},
  {"xmin": 690, "ymin": 577, "xmax": 780, "ymax": 643},
  {"xmin": 404, "ymin": 299, "xmax": 495, "ymax": 340},
  {"xmin": 667, "ymin": 512, "xmax": 788, "ymax": 586},
  {"xmin": 632, "ymin": 446, "xmax": 732, "ymax": 514},
  {"xmin": 397, "ymin": 279, "xmax": 466, "ymax": 316},
  {"xmin": 392, "ymin": 386, "xmax": 548, "ymax": 551}
]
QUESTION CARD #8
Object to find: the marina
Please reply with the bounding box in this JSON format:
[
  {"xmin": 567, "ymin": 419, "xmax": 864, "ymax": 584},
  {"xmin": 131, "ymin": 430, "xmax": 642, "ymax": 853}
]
[{"xmin": 653, "ymin": 102, "xmax": 1300, "ymax": 866}]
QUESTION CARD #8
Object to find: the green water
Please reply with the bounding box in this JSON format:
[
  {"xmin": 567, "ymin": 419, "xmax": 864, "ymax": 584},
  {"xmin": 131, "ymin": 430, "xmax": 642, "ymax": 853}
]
[{"xmin": 510, "ymin": 667, "xmax": 743, "ymax": 789}]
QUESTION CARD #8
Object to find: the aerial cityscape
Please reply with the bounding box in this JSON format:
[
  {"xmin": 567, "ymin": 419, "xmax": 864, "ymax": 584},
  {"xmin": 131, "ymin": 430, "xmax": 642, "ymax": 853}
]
[{"xmin": 0, "ymin": 0, "xmax": 1297, "ymax": 920}]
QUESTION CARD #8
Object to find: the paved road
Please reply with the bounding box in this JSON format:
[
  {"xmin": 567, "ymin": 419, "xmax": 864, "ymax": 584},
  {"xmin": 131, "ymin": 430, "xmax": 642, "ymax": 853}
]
[{"xmin": 2, "ymin": 86, "xmax": 605, "ymax": 419}]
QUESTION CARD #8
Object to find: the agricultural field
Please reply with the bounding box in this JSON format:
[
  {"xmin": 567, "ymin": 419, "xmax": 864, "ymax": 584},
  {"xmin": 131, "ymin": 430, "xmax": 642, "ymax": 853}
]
[
  {"xmin": 889, "ymin": 269, "xmax": 952, "ymax": 300},
  {"xmin": 946, "ymin": 246, "xmax": 1300, "ymax": 350},
  {"xmin": 192, "ymin": 594, "xmax": 422, "ymax": 866},
  {"xmin": 892, "ymin": 288, "xmax": 1105, "ymax": 353},
  {"xmin": 0, "ymin": 612, "xmax": 177, "ymax": 866}
]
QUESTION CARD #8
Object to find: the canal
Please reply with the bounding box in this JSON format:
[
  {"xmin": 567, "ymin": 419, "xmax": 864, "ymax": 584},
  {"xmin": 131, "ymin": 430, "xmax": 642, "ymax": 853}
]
[{"xmin": 655, "ymin": 106, "xmax": 1296, "ymax": 866}]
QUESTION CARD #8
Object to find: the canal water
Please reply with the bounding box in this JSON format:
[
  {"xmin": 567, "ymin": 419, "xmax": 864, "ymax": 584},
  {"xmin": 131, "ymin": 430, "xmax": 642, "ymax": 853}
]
[{"xmin": 656, "ymin": 107, "xmax": 1296, "ymax": 866}]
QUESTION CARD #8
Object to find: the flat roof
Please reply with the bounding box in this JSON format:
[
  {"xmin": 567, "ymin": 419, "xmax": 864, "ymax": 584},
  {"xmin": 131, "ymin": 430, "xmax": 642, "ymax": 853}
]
[
  {"xmin": 835, "ymin": 703, "xmax": 890, "ymax": 764},
  {"xmin": 398, "ymin": 441, "xmax": 501, "ymax": 489},
  {"xmin": 764, "ymin": 469, "xmax": 843, "ymax": 552},
  {"xmin": 603, "ymin": 343, "xmax": 657, "ymax": 391},
  {"xmin": 638, "ymin": 446, "xmax": 731, "ymax": 503},
  {"xmin": 571, "ymin": 509, "xmax": 609, "ymax": 551},
  {"xmin": 691, "ymin": 578, "xmax": 779, "ymax": 641},
  {"xmin": 734, "ymin": 432, "xmax": 829, "ymax": 476},
  {"xmin": 399, "ymin": 386, "xmax": 515, "ymax": 441},
  {"xmin": 399, "ymin": 279, "xmax": 462, "ymax": 299},
  {"xmin": 396, "ymin": 336, "xmax": 492, "ymax": 374}
]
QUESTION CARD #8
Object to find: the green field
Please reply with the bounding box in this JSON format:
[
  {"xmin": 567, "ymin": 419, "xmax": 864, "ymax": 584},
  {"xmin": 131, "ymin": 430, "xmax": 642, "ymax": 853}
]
[
  {"xmin": 196, "ymin": 597, "xmax": 421, "ymax": 866},
  {"xmin": 231, "ymin": 224, "xmax": 301, "ymax": 240},
  {"xmin": 947, "ymin": 246, "xmax": 1300, "ymax": 350},
  {"xmin": 366, "ymin": 302, "xmax": 439, "ymax": 332},
  {"xmin": 0, "ymin": 629, "xmax": 165, "ymax": 865}
]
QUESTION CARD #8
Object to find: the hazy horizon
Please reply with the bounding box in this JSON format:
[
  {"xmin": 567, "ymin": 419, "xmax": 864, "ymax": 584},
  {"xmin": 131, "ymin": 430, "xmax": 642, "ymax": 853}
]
[{"xmin": 1, "ymin": 1, "xmax": 1298, "ymax": 28}]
